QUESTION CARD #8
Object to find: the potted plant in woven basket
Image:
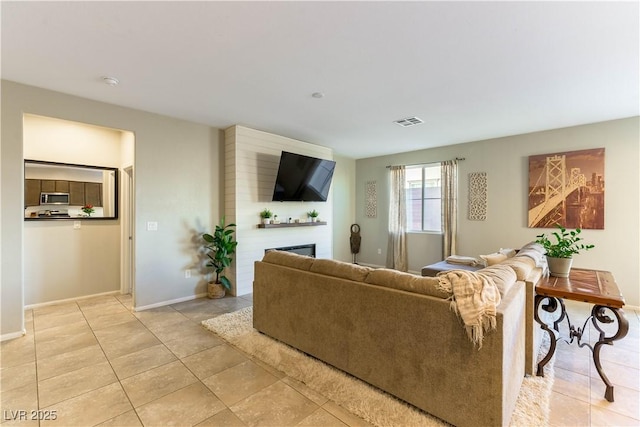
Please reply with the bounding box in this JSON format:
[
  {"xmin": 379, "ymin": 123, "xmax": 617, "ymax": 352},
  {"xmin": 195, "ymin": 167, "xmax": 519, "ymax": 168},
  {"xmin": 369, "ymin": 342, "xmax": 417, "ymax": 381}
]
[
  {"xmin": 203, "ymin": 217, "xmax": 237, "ymax": 298},
  {"xmin": 535, "ymin": 225, "xmax": 594, "ymax": 278}
]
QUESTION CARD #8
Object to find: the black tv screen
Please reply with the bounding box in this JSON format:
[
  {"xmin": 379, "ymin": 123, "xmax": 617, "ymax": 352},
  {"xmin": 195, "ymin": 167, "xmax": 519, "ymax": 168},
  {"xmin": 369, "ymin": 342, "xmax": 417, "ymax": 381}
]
[{"xmin": 272, "ymin": 151, "xmax": 336, "ymax": 202}]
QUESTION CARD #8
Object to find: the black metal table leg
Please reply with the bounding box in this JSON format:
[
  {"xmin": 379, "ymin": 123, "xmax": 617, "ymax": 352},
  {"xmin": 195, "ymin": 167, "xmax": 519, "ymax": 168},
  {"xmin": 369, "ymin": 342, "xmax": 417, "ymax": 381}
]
[
  {"xmin": 534, "ymin": 295, "xmax": 630, "ymax": 402},
  {"xmin": 591, "ymin": 305, "xmax": 629, "ymax": 402},
  {"xmin": 534, "ymin": 295, "xmax": 565, "ymax": 376}
]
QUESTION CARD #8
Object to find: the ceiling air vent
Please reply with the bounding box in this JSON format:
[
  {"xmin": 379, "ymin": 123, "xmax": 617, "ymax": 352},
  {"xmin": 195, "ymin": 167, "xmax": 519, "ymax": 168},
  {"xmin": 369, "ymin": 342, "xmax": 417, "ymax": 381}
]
[{"xmin": 393, "ymin": 116, "xmax": 424, "ymax": 127}]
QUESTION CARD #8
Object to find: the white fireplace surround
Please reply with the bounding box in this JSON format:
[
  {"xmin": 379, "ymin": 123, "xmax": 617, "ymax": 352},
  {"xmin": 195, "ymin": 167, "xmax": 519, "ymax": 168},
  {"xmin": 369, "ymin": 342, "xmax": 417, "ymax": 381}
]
[{"xmin": 225, "ymin": 126, "xmax": 334, "ymax": 296}]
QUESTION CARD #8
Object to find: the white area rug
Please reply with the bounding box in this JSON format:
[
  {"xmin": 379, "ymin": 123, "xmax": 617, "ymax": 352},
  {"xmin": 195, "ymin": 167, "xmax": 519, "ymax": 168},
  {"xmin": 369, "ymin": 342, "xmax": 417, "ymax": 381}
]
[{"xmin": 202, "ymin": 307, "xmax": 554, "ymax": 427}]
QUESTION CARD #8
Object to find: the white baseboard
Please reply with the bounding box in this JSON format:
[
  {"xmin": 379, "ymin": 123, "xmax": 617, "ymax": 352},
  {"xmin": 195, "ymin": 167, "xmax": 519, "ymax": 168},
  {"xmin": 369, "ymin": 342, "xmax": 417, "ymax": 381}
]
[
  {"xmin": 24, "ymin": 290, "xmax": 121, "ymax": 310},
  {"xmin": 23, "ymin": 290, "xmax": 215, "ymax": 313},
  {"xmin": 134, "ymin": 292, "xmax": 208, "ymax": 312},
  {"xmin": 0, "ymin": 329, "xmax": 26, "ymax": 342}
]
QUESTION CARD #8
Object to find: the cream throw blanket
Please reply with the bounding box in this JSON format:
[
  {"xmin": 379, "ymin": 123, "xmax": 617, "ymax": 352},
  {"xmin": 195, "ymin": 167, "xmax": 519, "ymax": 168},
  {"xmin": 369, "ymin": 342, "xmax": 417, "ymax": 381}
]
[{"xmin": 437, "ymin": 270, "xmax": 501, "ymax": 348}]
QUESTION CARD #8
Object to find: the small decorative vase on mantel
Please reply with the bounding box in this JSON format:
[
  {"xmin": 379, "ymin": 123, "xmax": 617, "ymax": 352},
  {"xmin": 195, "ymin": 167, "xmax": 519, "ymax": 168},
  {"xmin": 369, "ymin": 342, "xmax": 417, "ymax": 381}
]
[{"xmin": 546, "ymin": 256, "xmax": 573, "ymax": 278}]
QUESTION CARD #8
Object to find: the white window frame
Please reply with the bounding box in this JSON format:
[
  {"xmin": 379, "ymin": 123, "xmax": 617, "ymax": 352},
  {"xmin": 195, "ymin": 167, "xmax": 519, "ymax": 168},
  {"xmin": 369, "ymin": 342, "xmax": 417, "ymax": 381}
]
[{"xmin": 406, "ymin": 163, "xmax": 442, "ymax": 233}]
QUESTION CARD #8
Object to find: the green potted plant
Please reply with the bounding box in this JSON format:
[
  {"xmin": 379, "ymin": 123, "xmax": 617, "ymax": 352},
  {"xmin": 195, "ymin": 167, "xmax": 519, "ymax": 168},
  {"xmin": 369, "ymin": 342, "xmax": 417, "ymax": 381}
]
[
  {"xmin": 307, "ymin": 209, "xmax": 319, "ymax": 222},
  {"xmin": 259, "ymin": 208, "xmax": 273, "ymax": 224},
  {"xmin": 535, "ymin": 225, "xmax": 594, "ymax": 278},
  {"xmin": 203, "ymin": 217, "xmax": 237, "ymax": 298},
  {"xmin": 81, "ymin": 204, "xmax": 94, "ymax": 217}
]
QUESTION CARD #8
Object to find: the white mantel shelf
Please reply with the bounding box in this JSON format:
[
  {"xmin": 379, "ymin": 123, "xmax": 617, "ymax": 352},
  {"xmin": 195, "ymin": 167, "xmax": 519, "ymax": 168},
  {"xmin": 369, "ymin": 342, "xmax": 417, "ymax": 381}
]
[{"xmin": 257, "ymin": 221, "xmax": 327, "ymax": 229}]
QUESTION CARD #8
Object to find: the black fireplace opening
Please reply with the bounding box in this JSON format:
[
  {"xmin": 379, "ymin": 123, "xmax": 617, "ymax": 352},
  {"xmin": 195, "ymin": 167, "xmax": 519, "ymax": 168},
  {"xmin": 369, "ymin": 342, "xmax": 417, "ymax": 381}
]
[{"xmin": 266, "ymin": 243, "xmax": 316, "ymax": 258}]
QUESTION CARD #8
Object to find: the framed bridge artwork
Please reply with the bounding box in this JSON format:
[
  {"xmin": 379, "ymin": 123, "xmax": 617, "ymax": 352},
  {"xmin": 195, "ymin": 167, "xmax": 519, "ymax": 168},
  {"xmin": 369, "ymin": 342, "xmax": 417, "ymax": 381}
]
[{"xmin": 528, "ymin": 148, "xmax": 605, "ymax": 229}]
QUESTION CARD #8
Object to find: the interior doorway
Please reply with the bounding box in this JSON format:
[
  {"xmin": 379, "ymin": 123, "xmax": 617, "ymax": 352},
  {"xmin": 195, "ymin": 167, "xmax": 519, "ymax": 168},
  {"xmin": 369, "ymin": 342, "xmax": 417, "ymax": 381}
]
[
  {"xmin": 22, "ymin": 114, "xmax": 133, "ymax": 306},
  {"xmin": 121, "ymin": 166, "xmax": 135, "ymax": 306}
]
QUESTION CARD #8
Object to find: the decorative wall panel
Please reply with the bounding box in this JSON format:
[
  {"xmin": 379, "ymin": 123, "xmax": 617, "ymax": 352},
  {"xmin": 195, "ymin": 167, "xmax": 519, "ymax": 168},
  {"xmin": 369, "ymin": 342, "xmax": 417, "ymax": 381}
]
[
  {"xmin": 468, "ymin": 172, "xmax": 487, "ymax": 221},
  {"xmin": 365, "ymin": 181, "xmax": 377, "ymax": 218}
]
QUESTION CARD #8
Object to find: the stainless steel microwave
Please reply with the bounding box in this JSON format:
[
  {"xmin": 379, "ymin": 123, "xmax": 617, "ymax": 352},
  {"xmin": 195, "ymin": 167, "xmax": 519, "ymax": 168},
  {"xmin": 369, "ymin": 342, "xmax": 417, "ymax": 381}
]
[{"xmin": 40, "ymin": 192, "xmax": 70, "ymax": 205}]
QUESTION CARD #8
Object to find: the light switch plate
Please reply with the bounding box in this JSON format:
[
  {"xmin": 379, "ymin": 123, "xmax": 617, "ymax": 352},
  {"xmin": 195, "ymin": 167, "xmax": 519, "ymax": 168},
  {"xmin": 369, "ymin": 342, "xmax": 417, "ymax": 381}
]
[
  {"xmin": 73, "ymin": 221, "xmax": 81, "ymax": 230},
  {"xmin": 147, "ymin": 221, "xmax": 158, "ymax": 231}
]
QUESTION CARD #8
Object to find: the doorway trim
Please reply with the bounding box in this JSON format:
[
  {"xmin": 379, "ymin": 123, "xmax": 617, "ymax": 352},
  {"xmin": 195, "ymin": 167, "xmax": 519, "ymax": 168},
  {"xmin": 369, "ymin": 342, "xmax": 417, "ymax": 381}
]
[{"xmin": 121, "ymin": 166, "xmax": 135, "ymax": 306}]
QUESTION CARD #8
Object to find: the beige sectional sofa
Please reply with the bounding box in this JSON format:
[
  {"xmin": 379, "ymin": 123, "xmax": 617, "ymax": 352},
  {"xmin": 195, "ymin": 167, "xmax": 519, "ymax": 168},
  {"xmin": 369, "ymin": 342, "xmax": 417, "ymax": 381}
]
[{"xmin": 253, "ymin": 250, "xmax": 544, "ymax": 427}]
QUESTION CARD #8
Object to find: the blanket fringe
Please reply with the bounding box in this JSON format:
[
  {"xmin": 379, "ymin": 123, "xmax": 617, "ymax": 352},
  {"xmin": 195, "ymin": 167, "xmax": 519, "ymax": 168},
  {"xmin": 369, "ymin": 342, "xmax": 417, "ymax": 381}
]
[
  {"xmin": 465, "ymin": 315, "xmax": 498, "ymax": 350},
  {"xmin": 437, "ymin": 270, "xmax": 500, "ymax": 349}
]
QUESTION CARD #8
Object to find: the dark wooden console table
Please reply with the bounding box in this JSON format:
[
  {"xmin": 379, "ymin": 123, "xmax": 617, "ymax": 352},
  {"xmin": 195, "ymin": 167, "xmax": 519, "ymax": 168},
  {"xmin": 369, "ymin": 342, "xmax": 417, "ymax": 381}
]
[{"xmin": 534, "ymin": 268, "xmax": 628, "ymax": 402}]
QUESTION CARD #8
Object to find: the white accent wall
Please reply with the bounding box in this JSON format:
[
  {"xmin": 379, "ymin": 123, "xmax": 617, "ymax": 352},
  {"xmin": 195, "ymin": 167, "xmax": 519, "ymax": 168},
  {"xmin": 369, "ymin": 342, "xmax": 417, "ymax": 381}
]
[{"xmin": 225, "ymin": 126, "xmax": 334, "ymax": 296}]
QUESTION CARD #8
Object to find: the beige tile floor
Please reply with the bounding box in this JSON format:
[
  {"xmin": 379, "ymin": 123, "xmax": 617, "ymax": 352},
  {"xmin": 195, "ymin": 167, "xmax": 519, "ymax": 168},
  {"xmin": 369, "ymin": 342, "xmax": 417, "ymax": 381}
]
[{"xmin": 1, "ymin": 294, "xmax": 638, "ymax": 426}]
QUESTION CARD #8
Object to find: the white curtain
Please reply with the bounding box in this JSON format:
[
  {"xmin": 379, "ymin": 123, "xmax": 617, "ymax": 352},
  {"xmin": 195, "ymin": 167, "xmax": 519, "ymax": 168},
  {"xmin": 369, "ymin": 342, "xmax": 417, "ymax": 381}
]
[
  {"xmin": 387, "ymin": 166, "xmax": 408, "ymax": 271},
  {"xmin": 441, "ymin": 160, "xmax": 458, "ymax": 258}
]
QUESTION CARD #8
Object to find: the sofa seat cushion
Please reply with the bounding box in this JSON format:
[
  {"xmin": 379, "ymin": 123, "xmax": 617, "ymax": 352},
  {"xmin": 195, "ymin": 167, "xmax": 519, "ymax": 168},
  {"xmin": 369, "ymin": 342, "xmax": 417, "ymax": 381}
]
[
  {"xmin": 262, "ymin": 250, "xmax": 315, "ymax": 271},
  {"xmin": 364, "ymin": 269, "xmax": 450, "ymax": 299},
  {"xmin": 309, "ymin": 258, "xmax": 372, "ymax": 282}
]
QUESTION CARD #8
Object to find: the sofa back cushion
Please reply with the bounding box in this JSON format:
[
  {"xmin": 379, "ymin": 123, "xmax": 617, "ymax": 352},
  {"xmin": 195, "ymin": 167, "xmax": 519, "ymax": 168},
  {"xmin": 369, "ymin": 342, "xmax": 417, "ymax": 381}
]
[
  {"xmin": 477, "ymin": 264, "xmax": 517, "ymax": 297},
  {"xmin": 310, "ymin": 258, "xmax": 372, "ymax": 282},
  {"xmin": 500, "ymin": 256, "xmax": 536, "ymax": 281},
  {"xmin": 364, "ymin": 269, "xmax": 451, "ymax": 299},
  {"xmin": 479, "ymin": 252, "xmax": 508, "ymax": 266},
  {"xmin": 262, "ymin": 250, "xmax": 314, "ymax": 271}
]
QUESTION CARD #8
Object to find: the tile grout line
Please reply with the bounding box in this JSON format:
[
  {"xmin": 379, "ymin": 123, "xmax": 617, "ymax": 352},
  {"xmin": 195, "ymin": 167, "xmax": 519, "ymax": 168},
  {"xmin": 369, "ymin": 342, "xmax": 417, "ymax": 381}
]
[
  {"xmin": 76, "ymin": 297, "xmax": 143, "ymax": 426},
  {"xmin": 125, "ymin": 299, "xmax": 252, "ymax": 426},
  {"xmin": 32, "ymin": 301, "xmax": 91, "ymax": 426},
  {"xmin": 28, "ymin": 307, "xmax": 42, "ymax": 427},
  {"xmin": 135, "ymin": 305, "xmax": 228, "ymax": 426}
]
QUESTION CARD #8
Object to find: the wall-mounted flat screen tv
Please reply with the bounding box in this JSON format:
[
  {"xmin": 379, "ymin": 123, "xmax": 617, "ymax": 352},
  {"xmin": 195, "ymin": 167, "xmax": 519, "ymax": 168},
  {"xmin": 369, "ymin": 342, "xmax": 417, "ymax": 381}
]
[{"xmin": 272, "ymin": 151, "xmax": 336, "ymax": 202}]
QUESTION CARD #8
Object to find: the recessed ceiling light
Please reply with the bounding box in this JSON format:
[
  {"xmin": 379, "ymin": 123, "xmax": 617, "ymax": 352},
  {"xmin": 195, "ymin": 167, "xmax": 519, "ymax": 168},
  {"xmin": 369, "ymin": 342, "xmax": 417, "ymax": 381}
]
[
  {"xmin": 312, "ymin": 92, "xmax": 324, "ymax": 99},
  {"xmin": 393, "ymin": 116, "xmax": 424, "ymax": 127},
  {"xmin": 102, "ymin": 76, "xmax": 119, "ymax": 87}
]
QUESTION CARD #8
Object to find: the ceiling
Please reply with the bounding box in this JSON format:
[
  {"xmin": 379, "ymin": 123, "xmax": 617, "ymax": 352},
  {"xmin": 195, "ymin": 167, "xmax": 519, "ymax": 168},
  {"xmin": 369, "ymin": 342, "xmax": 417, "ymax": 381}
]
[{"xmin": 2, "ymin": 1, "xmax": 638, "ymax": 159}]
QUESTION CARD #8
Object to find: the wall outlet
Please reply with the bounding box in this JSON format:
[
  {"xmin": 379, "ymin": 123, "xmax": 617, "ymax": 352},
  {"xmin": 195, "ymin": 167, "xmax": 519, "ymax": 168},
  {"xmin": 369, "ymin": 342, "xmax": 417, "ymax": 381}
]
[
  {"xmin": 147, "ymin": 221, "xmax": 158, "ymax": 231},
  {"xmin": 377, "ymin": 248, "xmax": 382, "ymax": 254},
  {"xmin": 184, "ymin": 269, "xmax": 191, "ymax": 279},
  {"xmin": 73, "ymin": 221, "xmax": 81, "ymax": 230}
]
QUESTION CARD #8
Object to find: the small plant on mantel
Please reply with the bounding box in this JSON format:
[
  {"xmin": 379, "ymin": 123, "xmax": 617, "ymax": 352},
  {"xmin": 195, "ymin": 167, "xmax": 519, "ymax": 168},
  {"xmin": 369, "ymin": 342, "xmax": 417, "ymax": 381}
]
[
  {"xmin": 259, "ymin": 208, "xmax": 273, "ymax": 224},
  {"xmin": 307, "ymin": 209, "xmax": 319, "ymax": 222}
]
